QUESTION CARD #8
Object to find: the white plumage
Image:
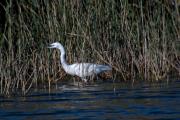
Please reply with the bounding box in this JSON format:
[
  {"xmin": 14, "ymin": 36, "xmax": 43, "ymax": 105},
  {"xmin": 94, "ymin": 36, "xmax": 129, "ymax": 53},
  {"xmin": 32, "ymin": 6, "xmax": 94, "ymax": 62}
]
[{"xmin": 48, "ymin": 42, "xmax": 112, "ymax": 82}]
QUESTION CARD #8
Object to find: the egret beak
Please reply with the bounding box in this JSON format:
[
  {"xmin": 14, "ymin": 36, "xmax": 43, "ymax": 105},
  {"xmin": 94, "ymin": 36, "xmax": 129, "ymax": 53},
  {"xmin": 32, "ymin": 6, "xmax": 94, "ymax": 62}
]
[{"xmin": 48, "ymin": 44, "xmax": 54, "ymax": 48}]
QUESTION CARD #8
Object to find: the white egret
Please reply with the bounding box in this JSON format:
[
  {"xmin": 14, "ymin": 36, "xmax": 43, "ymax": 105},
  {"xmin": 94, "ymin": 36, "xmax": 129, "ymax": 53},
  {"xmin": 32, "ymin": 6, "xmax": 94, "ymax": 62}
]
[{"xmin": 48, "ymin": 42, "xmax": 112, "ymax": 82}]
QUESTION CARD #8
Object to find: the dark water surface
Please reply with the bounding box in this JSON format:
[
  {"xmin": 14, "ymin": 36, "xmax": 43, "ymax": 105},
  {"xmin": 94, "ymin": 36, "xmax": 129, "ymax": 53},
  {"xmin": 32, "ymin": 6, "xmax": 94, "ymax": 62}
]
[{"xmin": 0, "ymin": 80, "xmax": 180, "ymax": 120}]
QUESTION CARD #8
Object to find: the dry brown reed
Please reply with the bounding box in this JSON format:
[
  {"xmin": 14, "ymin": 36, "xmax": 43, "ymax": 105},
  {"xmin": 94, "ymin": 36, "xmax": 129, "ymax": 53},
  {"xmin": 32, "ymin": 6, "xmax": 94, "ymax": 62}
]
[{"xmin": 0, "ymin": 0, "xmax": 179, "ymax": 96}]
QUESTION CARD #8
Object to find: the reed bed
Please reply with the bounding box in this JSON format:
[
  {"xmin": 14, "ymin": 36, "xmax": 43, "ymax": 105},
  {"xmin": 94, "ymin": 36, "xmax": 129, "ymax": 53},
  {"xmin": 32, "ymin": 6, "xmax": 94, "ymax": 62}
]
[{"xmin": 0, "ymin": 0, "xmax": 179, "ymax": 96}]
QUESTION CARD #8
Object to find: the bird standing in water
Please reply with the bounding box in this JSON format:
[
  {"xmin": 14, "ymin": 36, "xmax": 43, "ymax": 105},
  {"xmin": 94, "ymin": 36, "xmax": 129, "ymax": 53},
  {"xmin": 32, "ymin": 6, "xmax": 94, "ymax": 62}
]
[{"xmin": 48, "ymin": 42, "xmax": 112, "ymax": 83}]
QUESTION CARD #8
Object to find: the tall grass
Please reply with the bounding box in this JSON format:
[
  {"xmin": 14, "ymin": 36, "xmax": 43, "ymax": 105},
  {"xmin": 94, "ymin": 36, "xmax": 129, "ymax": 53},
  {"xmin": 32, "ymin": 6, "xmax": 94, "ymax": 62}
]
[{"xmin": 0, "ymin": 0, "xmax": 179, "ymax": 95}]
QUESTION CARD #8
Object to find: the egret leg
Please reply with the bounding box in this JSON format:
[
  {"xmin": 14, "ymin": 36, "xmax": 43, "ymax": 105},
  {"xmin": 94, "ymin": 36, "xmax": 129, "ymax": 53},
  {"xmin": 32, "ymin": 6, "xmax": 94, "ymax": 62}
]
[
  {"xmin": 73, "ymin": 77, "xmax": 76, "ymax": 85},
  {"xmin": 72, "ymin": 77, "xmax": 80, "ymax": 87},
  {"xmin": 83, "ymin": 79, "xmax": 88, "ymax": 83},
  {"xmin": 81, "ymin": 78, "xmax": 88, "ymax": 87},
  {"xmin": 90, "ymin": 74, "xmax": 96, "ymax": 84}
]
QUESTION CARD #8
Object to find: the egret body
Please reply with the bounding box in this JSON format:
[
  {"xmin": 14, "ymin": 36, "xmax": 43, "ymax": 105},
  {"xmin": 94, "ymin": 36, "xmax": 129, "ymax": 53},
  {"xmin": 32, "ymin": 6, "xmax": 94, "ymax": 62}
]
[{"xmin": 48, "ymin": 42, "xmax": 112, "ymax": 82}]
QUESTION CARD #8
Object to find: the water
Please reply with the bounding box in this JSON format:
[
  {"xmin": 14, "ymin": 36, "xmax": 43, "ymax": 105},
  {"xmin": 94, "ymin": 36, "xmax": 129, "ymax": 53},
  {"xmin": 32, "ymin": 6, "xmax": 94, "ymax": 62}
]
[{"xmin": 0, "ymin": 80, "xmax": 180, "ymax": 120}]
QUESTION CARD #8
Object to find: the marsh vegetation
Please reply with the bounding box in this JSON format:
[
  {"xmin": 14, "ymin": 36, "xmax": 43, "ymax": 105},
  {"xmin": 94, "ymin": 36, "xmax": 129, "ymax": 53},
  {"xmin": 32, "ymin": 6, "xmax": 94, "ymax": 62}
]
[{"xmin": 0, "ymin": 0, "xmax": 179, "ymax": 95}]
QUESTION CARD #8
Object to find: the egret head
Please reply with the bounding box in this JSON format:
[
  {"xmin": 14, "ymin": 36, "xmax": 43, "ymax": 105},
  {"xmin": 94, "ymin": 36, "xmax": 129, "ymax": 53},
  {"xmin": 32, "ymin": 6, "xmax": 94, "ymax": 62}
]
[{"xmin": 48, "ymin": 42, "xmax": 62, "ymax": 49}]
